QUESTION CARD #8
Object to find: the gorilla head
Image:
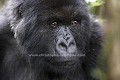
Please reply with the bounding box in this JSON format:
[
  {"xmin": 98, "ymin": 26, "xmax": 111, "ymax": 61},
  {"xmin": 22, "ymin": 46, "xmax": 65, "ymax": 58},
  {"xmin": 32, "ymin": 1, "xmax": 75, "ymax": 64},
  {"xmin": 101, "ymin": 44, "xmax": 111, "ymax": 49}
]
[
  {"xmin": 12, "ymin": 0, "xmax": 90, "ymax": 61},
  {"xmin": 0, "ymin": 0, "xmax": 102, "ymax": 80}
]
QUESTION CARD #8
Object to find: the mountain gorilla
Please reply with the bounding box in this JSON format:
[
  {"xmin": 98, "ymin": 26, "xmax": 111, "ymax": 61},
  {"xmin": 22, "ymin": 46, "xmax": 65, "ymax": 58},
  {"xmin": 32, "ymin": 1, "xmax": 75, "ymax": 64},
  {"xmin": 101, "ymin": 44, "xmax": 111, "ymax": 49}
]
[{"xmin": 0, "ymin": 0, "xmax": 102, "ymax": 80}]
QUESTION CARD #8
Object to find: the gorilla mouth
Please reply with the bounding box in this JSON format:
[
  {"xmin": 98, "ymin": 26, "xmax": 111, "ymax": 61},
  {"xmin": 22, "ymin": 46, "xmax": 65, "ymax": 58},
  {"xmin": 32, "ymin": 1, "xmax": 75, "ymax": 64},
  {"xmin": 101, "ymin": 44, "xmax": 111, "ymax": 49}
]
[
  {"xmin": 47, "ymin": 56, "xmax": 79, "ymax": 67},
  {"xmin": 49, "ymin": 60, "xmax": 77, "ymax": 69},
  {"xmin": 52, "ymin": 61, "xmax": 75, "ymax": 65}
]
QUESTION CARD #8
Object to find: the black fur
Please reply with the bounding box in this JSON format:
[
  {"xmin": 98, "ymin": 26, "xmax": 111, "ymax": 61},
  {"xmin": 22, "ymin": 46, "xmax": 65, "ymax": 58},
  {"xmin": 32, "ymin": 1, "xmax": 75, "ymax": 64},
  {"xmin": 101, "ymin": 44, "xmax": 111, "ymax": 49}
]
[{"xmin": 0, "ymin": 0, "xmax": 102, "ymax": 80}]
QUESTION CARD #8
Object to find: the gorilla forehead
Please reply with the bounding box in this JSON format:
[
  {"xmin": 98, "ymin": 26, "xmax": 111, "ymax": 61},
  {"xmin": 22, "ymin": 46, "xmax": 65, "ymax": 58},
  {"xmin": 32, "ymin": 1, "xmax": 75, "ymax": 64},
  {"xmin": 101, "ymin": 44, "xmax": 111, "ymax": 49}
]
[
  {"xmin": 17, "ymin": 0, "xmax": 88, "ymax": 20},
  {"xmin": 8, "ymin": 0, "xmax": 87, "ymax": 13},
  {"xmin": 20, "ymin": 0, "xmax": 87, "ymax": 11},
  {"xmin": 23, "ymin": 0, "xmax": 87, "ymax": 6},
  {"xmin": 40, "ymin": 0, "xmax": 87, "ymax": 8}
]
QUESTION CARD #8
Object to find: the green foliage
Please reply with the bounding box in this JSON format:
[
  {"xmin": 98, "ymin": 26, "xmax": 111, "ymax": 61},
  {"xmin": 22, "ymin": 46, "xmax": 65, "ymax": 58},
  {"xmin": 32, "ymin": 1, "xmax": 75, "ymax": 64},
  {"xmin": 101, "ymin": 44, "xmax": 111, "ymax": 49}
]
[
  {"xmin": 88, "ymin": 0, "xmax": 104, "ymax": 7},
  {"xmin": 87, "ymin": 0, "xmax": 104, "ymax": 16}
]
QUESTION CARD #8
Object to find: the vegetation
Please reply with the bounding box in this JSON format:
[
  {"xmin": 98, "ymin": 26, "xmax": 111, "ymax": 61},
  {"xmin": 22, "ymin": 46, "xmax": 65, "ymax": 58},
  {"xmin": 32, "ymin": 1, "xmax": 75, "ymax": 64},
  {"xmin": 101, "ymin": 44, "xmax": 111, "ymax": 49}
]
[{"xmin": 87, "ymin": 0, "xmax": 120, "ymax": 80}]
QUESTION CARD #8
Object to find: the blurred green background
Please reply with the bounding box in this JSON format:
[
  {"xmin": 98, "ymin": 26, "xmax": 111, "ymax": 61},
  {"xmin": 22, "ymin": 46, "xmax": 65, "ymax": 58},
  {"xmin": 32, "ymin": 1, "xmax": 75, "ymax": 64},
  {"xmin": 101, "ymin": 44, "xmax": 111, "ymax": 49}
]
[{"xmin": 0, "ymin": 0, "xmax": 120, "ymax": 80}]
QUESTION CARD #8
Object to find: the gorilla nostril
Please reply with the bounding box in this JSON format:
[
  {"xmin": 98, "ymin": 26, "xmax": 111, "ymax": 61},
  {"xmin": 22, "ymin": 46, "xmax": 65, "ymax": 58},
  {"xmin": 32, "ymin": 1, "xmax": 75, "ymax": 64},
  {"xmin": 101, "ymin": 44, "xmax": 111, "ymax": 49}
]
[
  {"xmin": 59, "ymin": 42, "xmax": 67, "ymax": 51},
  {"xmin": 65, "ymin": 37, "xmax": 70, "ymax": 41},
  {"xmin": 69, "ymin": 42, "xmax": 75, "ymax": 47}
]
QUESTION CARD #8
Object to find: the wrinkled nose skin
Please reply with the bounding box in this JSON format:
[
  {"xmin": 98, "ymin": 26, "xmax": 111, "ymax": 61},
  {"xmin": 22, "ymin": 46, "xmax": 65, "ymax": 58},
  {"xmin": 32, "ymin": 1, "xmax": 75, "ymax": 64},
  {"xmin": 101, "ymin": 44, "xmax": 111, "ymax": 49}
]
[
  {"xmin": 56, "ymin": 35, "xmax": 76, "ymax": 54},
  {"xmin": 56, "ymin": 27, "xmax": 77, "ymax": 61}
]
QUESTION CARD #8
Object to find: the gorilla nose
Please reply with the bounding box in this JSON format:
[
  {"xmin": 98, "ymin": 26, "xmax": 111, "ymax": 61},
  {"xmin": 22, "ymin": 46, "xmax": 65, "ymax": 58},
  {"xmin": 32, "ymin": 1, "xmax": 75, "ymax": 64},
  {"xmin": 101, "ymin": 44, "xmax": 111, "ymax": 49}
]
[{"xmin": 56, "ymin": 36, "xmax": 77, "ymax": 54}]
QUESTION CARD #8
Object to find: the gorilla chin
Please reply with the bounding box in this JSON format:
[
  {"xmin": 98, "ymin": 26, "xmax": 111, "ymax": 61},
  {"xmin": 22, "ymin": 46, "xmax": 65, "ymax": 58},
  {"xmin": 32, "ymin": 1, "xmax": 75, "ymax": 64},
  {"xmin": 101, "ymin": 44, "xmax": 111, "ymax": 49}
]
[
  {"xmin": 46, "ymin": 55, "xmax": 80, "ymax": 72},
  {"xmin": 46, "ymin": 49, "xmax": 80, "ymax": 68},
  {"xmin": 47, "ymin": 55, "xmax": 80, "ymax": 67}
]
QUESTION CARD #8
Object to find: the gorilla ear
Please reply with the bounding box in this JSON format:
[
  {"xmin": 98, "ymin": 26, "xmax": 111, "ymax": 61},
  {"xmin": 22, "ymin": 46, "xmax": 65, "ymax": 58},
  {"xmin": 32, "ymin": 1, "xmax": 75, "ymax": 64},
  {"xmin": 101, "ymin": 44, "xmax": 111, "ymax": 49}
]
[
  {"xmin": 10, "ymin": 4, "xmax": 23, "ymax": 38},
  {"xmin": 11, "ymin": 18, "xmax": 25, "ymax": 39},
  {"xmin": 14, "ymin": 4, "xmax": 23, "ymax": 19}
]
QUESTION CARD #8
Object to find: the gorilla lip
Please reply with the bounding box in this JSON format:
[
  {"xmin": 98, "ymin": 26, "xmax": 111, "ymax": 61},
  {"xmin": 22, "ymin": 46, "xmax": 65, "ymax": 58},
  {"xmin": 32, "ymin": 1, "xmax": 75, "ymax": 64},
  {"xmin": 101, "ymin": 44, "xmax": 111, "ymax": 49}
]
[{"xmin": 48, "ymin": 60, "xmax": 78, "ymax": 68}]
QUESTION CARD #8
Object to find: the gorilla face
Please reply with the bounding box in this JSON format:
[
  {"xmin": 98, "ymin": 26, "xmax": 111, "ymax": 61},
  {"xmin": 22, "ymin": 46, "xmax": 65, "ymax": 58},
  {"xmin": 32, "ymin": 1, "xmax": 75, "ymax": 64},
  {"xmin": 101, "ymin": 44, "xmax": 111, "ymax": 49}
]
[{"xmin": 12, "ymin": 0, "xmax": 91, "ymax": 66}]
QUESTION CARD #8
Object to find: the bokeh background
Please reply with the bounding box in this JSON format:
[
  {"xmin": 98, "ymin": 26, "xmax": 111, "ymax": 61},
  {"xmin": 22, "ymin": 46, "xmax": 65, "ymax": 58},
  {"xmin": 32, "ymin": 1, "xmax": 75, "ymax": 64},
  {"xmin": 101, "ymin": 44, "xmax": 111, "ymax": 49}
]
[{"xmin": 0, "ymin": 0, "xmax": 120, "ymax": 80}]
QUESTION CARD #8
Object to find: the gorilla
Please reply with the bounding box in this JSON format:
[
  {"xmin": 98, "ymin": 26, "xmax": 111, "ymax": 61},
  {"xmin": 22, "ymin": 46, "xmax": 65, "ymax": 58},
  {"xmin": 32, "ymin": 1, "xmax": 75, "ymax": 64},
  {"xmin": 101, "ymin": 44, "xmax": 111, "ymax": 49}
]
[{"xmin": 0, "ymin": 0, "xmax": 102, "ymax": 80}]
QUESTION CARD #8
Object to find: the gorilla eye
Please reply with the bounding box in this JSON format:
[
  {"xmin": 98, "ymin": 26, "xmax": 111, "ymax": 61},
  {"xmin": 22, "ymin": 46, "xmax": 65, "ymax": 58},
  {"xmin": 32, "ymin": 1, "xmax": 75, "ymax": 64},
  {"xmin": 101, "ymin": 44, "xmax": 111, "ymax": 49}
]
[
  {"xmin": 51, "ymin": 21, "xmax": 58, "ymax": 27},
  {"xmin": 71, "ymin": 21, "xmax": 78, "ymax": 26}
]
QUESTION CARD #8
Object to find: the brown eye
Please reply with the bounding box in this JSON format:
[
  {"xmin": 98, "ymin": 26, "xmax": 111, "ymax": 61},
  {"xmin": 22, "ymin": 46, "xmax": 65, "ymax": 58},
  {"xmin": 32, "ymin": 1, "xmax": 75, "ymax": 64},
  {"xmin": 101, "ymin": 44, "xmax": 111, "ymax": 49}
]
[
  {"xmin": 51, "ymin": 21, "xmax": 58, "ymax": 27},
  {"xmin": 71, "ymin": 21, "xmax": 78, "ymax": 26}
]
